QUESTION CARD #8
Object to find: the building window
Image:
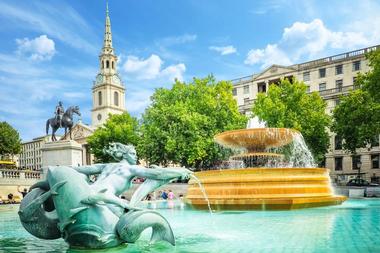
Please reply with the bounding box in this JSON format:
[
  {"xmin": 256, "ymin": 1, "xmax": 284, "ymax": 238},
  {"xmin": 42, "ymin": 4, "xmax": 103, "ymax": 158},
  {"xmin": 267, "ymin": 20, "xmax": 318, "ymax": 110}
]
[
  {"xmin": 335, "ymin": 99, "xmax": 340, "ymax": 106},
  {"xmin": 319, "ymin": 68, "xmax": 326, "ymax": 78},
  {"xmin": 352, "ymin": 155, "xmax": 361, "ymax": 170},
  {"xmin": 306, "ymin": 86, "xmax": 310, "ymax": 93},
  {"xmin": 353, "ymin": 77, "xmax": 358, "ymax": 86},
  {"xmin": 106, "ymin": 60, "xmax": 110, "ymax": 68},
  {"xmin": 98, "ymin": 91, "xmax": 102, "ymax": 106},
  {"xmin": 257, "ymin": 82, "xmax": 266, "ymax": 93},
  {"xmin": 319, "ymin": 83, "xmax": 326, "ymax": 91},
  {"xmin": 372, "ymin": 154, "xmax": 380, "ymax": 169},
  {"xmin": 244, "ymin": 98, "xmax": 250, "ymax": 105},
  {"xmin": 335, "ymin": 64, "xmax": 343, "ymax": 75},
  {"xmin": 243, "ymin": 85, "xmax": 249, "ymax": 94},
  {"xmin": 232, "ymin": 88, "xmax": 237, "ymax": 96},
  {"xmin": 335, "ymin": 157, "xmax": 343, "ymax": 171},
  {"xmin": 352, "ymin": 60, "xmax": 361, "ymax": 71},
  {"xmin": 303, "ymin": 71, "xmax": 310, "ymax": 81},
  {"xmin": 335, "ymin": 135, "xmax": 343, "ymax": 150},
  {"xmin": 102, "ymin": 60, "xmax": 104, "ymax": 69},
  {"xmin": 336, "ymin": 79, "xmax": 343, "ymax": 91},
  {"xmin": 114, "ymin": 91, "xmax": 119, "ymax": 106},
  {"xmin": 112, "ymin": 61, "xmax": 114, "ymax": 69}
]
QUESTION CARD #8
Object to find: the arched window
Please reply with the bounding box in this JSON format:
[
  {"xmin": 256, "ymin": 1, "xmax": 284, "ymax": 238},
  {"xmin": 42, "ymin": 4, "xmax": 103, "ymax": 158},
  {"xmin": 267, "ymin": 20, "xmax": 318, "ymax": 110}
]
[
  {"xmin": 112, "ymin": 61, "xmax": 114, "ymax": 69},
  {"xmin": 98, "ymin": 91, "xmax": 102, "ymax": 106},
  {"xmin": 102, "ymin": 60, "xmax": 104, "ymax": 69},
  {"xmin": 114, "ymin": 91, "xmax": 119, "ymax": 106},
  {"xmin": 106, "ymin": 60, "xmax": 110, "ymax": 69}
]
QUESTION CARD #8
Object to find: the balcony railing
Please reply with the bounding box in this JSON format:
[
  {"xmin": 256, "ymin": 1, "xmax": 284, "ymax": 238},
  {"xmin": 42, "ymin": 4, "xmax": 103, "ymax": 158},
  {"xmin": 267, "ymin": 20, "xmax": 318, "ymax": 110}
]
[
  {"xmin": 295, "ymin": 45, "xmax": 380, "ymax": 70},
  {"xmin": 230, "ymin": 45, "xmax": 380, "ymax": 85},
  {"xmin": 316, "ymin": 85, "xmax": 356, "ymax": 98},
  {"xmin": 0, "ymin": 169, "xmax": 42, "ymax": 180}
]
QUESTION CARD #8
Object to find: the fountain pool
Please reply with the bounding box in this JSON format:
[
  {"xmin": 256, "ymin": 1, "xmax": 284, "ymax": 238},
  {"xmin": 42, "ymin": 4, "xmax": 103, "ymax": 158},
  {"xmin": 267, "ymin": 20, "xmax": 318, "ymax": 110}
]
[
  {"xmin": 1, "ymin": 199, "xmax": 380, "ymax": 252},
  {"xmin": 186, "ymin": 119, "xmax": 346, "ymax": 210}
]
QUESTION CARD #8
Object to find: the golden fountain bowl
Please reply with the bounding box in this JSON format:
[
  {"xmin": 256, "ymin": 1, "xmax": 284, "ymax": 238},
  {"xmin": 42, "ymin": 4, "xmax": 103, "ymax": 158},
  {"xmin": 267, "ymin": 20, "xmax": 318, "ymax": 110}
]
[{"xmin": 214, "ymin": 128, "xmax": 299, "ymax": 151}]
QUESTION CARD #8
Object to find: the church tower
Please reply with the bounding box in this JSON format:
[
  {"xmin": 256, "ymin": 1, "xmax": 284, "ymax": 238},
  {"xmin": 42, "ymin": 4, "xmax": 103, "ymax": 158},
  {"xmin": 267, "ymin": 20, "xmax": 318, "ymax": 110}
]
[{"xmin": 92, "ymin": 3, "xmax": 125, "ymax": 127}]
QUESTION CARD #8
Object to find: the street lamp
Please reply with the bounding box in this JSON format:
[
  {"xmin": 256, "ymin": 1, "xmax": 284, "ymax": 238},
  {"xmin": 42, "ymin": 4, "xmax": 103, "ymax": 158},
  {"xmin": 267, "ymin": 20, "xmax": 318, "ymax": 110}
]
[{"xmin": 357, "ymin": 161, "xmax": 362, "ymax": 179}]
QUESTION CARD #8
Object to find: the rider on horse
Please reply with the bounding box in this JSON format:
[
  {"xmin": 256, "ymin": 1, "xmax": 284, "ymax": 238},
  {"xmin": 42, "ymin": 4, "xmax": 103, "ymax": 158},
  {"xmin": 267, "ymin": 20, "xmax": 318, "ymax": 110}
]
[{"xmin": 55, "ymin": 101, "xmax": 64, "ymax": 128}]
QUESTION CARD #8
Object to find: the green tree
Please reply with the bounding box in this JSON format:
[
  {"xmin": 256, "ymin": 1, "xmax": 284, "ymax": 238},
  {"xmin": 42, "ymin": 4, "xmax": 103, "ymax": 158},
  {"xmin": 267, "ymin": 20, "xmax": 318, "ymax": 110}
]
[
  {"xmin": 139, "ymin": 76, "xmax": 247, "ymax": 169},
  {"xmin": 252, "ymin": 78, "xmax": 331, "ymax": 163},
  {"xmin": 0, "ymin": 122, "xmax": 22, "ymax": 159},
  {"xmin": 332, "ymin": 49, "xmax": 380, "ymax": 152},
  {"xmin": 87, "ymin": 113, "xmax": 139, "ymax": 162}
]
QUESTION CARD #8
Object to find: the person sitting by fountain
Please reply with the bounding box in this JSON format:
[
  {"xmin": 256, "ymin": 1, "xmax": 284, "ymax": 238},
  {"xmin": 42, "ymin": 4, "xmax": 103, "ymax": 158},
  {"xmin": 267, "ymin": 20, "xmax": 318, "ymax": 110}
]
[
  {"xmin": 168, "ymin": 190, "xmax": 175, "ymax": 200},
  {"xmin": 7, "ymin": 193, "xmax": 15, "ymax": 204},
  {"xmin": 161, "ymin": 190, "xmax": 168, "ymax": 200},
  {"xmin": 74, "ymin": 142, "xmax": 192, "ymax": 211},
  {"xmin": 17, "ymin": 186, "xmax": 28, "ymax": 198}
]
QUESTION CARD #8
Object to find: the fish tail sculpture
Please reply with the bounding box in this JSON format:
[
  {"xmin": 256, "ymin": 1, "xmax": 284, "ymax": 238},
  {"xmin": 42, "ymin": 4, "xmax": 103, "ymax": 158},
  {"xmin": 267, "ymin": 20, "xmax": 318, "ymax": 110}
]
[
  {"xmin": 116, "ymin": 210, "xmax": 175, "ymax": 246},
  {"xmin": 18, "ymin": 180, "xmax": 66, "ymax": 239}
]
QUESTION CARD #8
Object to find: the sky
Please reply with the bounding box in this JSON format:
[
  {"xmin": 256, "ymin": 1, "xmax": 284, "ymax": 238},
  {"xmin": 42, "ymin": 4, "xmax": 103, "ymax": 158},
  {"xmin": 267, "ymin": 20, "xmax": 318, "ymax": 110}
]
[{"xmin": 0, "ymin": 0, "xmax": 379, "ymax": 141}]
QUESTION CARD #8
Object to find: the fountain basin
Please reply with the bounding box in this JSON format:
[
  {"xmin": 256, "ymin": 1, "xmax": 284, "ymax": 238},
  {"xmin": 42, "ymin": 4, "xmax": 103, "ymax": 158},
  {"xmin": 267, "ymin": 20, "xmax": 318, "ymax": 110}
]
[
  {"xmin": 185, "ymin": 168, "xmax": 347, "ymax": 210},
  {"xmin": 214, "ymin": 128, "xmax": 299, "ymax": 151}
]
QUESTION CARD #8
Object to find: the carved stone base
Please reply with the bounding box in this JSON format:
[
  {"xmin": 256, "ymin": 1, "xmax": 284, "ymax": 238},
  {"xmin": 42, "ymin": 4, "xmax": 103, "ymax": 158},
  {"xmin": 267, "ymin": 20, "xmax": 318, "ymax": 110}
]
[{"xmin": 41, "ymin": 140, "xmax": 83, "ymax": 169}]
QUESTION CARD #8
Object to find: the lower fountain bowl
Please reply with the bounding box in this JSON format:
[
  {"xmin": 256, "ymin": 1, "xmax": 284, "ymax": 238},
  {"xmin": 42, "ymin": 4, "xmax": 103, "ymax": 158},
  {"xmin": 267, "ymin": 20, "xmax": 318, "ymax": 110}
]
[{"xmin": 185, "ymin": 168, "xmax": 347, "ymax": 211}]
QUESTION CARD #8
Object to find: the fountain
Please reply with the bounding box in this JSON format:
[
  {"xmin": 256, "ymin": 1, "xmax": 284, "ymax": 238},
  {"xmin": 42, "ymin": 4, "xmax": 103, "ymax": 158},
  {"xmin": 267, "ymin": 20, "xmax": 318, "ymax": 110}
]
[{"xmin": 185, "ymin": 118, "xmax": 347, "ymax": 210}]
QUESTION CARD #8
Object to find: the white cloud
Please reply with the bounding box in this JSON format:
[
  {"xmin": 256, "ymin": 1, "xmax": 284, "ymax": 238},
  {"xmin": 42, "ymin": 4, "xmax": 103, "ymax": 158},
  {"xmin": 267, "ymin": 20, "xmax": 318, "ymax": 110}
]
[
  {"xmin": 244, "ymin": 44, "xmax": 292, "ymax": 68},
  {"xmin": 161, "ymin": 63, "xmax": 186, "ymax": 81},
  {"xmin": 16, "ymin": 35, "xmax": 56, "ymax": 61},
  {"xmin": 245, "ymin": 19, "xmax": 372, "ymax": 68},
  {"xmin": 0, "ymin": 1, "xmax": 97, "ymax": 54},
  {"xmin": 209, "ymin": 45, "xmax": 237, "ymax": 55},
  {"xmin": 123, "ymin": 54, "xmax": 186, "ymax": 81}
]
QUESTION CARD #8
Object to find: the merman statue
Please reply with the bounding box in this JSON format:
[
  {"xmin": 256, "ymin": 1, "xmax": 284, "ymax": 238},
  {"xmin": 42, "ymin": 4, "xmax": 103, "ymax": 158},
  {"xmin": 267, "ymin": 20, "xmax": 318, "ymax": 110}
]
[{"xmin": 18, "ymin": 142, "xmax": 192, "ymax": 249}]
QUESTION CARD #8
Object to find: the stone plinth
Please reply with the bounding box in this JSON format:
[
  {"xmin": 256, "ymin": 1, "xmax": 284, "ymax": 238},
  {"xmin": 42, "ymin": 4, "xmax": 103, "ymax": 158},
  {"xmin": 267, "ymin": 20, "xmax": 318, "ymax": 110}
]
[
  {"xmin": 41, "ymin": 140, "xmax": 83, "ymax": 168},
  {"xmin": 186, "ymin": 168, "xmax": 347, "ymax": 210}
]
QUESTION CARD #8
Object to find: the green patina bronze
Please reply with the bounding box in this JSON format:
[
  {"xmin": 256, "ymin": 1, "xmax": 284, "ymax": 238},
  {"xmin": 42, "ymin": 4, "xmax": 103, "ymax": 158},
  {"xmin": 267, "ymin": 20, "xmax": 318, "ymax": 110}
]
[{"xmin": 18, "ymin": 142, "xmax": 192, "ymax": 249}]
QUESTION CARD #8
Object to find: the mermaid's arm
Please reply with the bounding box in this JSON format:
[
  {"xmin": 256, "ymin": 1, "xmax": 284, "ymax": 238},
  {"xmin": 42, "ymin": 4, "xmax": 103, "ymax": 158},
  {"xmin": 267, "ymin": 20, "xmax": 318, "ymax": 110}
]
[
  {"xmin": 74, "ymin": 164, "xmax": 106, "ymax": 175},
  {"xmin": 128, "ymin": 165, "xmax": 192, "ymax": 181}
]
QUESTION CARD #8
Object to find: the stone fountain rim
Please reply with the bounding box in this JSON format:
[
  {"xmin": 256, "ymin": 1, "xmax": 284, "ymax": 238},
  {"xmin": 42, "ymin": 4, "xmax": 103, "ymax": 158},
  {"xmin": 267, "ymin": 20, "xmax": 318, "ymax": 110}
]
[{"xmin": 214, "ymin": 128, "xmax": 300, "ymax": 149}]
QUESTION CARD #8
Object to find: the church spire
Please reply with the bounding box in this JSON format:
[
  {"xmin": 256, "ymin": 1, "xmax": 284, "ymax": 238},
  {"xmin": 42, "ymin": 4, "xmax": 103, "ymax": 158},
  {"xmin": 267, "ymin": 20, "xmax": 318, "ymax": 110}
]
[{"xmin": 102, "ymin": 1, "xmax": 114, "ymax": 55}]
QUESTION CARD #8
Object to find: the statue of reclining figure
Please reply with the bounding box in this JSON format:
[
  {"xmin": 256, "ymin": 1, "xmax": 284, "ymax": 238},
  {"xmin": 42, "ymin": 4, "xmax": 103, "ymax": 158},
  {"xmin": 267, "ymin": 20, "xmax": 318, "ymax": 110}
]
[
  {"xmin": 18, "ymin": 142, "xmax": 193, "ymax": 249},
  {"xmin": 75, "ymin": 142, "xmax": 192, "ymax": 212}
]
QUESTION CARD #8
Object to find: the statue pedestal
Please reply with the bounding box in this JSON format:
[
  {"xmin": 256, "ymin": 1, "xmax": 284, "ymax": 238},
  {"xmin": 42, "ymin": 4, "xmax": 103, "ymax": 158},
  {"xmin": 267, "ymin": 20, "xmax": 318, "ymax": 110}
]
[{"xmin": 41, "ymin": 140, "xmax": 83, "ymax": 169}]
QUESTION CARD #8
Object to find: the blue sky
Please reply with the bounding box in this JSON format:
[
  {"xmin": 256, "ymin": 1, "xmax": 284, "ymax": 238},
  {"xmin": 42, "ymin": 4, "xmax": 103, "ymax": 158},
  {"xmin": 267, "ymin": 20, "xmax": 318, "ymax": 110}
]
[{"xmin": 0, "ymin": 0, "xmax": 379, "ymax": 141}]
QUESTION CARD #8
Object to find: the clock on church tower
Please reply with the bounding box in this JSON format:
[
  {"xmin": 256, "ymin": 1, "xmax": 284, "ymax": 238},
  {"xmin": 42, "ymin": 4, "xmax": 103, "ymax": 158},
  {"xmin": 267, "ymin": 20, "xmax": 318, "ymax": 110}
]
[{"xmin": 91, "ymin": 3, "xmax": 126, "ymax": 128}]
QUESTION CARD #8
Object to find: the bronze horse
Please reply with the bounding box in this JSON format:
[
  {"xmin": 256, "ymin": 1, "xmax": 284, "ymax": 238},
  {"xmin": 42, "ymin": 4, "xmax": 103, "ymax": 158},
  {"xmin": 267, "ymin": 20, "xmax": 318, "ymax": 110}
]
[{"xmin": 46, "ymin": 106, "xmax": 81, "ymax": 141}]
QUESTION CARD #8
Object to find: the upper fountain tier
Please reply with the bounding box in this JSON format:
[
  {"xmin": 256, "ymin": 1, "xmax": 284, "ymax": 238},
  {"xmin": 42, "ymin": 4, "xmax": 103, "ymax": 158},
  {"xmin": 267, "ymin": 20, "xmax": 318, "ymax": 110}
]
[{"xmin": 214, "ymin": 128, "xmax": 299, "ymax": 152}]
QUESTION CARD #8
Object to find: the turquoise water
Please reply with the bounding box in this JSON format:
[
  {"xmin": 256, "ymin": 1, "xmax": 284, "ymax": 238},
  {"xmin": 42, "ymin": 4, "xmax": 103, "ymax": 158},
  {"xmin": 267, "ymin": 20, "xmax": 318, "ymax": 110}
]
[{"xmin": 1, "ymin": 199, "xmax": 380, "ymax": 253}]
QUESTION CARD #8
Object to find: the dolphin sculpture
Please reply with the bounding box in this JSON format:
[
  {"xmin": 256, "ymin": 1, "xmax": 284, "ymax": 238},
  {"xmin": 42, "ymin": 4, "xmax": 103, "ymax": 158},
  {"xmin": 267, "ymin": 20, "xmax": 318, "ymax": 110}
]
[{"xmin": 19, "ymin": 143, "xmax": 192, "ymax": 249}]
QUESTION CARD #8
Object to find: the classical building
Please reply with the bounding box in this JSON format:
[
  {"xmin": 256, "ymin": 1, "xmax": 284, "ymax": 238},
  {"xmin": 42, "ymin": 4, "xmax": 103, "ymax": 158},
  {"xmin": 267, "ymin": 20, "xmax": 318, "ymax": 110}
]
[
  {"xmin": 19, "ymin": 135, "xmax": 54, "ymax": 171},
  {"xmin": 231, "ymin": 45, "xmax": 380, "ymax": 184},
  {"xmin": 91, "ymin": 3, "xmax": 126, "ymax": 127}
]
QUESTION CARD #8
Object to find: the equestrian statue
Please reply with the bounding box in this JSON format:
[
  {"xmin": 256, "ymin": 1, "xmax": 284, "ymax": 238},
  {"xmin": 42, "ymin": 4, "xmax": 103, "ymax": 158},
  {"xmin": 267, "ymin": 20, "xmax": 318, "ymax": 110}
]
[{"xmin": 46, "ymin": 101, "xmax": 81, "ymax": 141}]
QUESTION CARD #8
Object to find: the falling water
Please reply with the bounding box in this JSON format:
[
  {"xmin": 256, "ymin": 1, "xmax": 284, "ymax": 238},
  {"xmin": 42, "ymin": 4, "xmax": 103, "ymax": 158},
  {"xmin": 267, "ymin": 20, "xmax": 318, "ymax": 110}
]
[
  {"xmin": 288, "ymin": 132, "xmax": 316, "ymax": 168},
  {"xmin": 246, "ymin": 117, "xmax": 266, "ymax": 128},
  {"xmin": 190, "ymin": 174, "xmax": 213, "ymax": 214}
]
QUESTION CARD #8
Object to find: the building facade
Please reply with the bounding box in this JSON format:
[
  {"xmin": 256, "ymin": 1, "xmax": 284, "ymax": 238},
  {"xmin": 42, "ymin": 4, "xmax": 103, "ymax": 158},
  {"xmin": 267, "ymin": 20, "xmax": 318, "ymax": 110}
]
[
  {"xmin": 231, "ymin": 45, "xmax": 380, "ymax": 184},
  {"xmin": 19, "ymin": 135, "xmax": 53, "ymax": 171},
  {"xmin": 91, "ymin": 3, "xmax": 126, "ymax": 127}
]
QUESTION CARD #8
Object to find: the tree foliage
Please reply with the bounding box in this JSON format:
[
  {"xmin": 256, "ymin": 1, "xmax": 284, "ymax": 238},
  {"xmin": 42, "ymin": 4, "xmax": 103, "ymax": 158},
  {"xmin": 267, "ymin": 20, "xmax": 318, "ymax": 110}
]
[
  {"xmin": 252, "ymin": 78, "xmax": 331, "ymax": 163},
  {"xmin": 139, "ymin": 76, "xmax": 247, "ymax": 169},
  {"xmin": 0, "ymin": 121, "xmax": 22, "ymax": 158},
  {"xmin": 332, "ymin": 49, "xmax": 380, "ymax": 152},
  {"xmin": 87, "ymin": 113, "xmax": 139, "ymax": 162}
]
